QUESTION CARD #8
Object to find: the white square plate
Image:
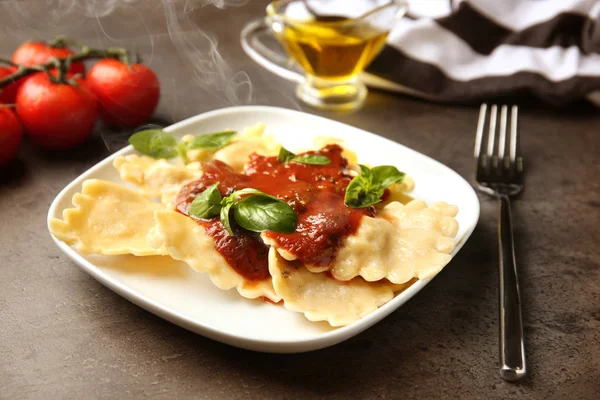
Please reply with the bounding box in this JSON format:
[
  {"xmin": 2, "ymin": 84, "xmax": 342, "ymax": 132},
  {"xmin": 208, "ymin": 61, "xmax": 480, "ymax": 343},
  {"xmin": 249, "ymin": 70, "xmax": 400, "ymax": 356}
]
[{"xmin": 48, "ymin": 106, "xmax": 480, "ymax": 353}]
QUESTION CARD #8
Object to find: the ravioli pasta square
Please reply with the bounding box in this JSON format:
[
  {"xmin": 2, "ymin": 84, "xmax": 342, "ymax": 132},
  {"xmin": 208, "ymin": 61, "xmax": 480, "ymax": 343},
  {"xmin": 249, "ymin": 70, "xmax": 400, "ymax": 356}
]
[
  {"xmin": 269, "ymin": 249, "xmax": 396, "ymax": 327},
  {"xmin": 49, "ymin": 122, "xmax": 461, "ymax": 328},
  {"xmin": 113, "ymin": 155, "xmax": 203, "ymax": 206},
  {"xmin": 186, "ymin": 122, "xmax": 280, "ymax": 171},
  {"xmin": 149, "ymin": 210, "xmax": 280, "ymax": 303},
  {"xmin": 49, "ymin": 179, "xmax": 166, "ymax": 256},
  {"xmin": 328, "ymin": 200, "xmax": 459, "ymax": 284}
]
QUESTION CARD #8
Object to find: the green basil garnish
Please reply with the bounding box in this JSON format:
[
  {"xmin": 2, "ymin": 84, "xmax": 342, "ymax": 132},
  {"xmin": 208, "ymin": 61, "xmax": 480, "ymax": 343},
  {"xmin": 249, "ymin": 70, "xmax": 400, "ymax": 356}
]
[
  {"xmin": 344, "ymin": 164, "xmax": 405, "ymax": 208},
  {"xmin": 234, "ymin": 195, "xmax": 297, "ymax": 234},
  {"xmin": 128, "ymin": 129, "xmax": 237, "ymax": 162},
  {"xmin": 220, "ymin": 202, "xmax": 234, "ymax": 236},
  {"xmin": 188, "ymin": 186, "xmax": 297, "ymax": 236},
  {"xmin": 371, "ymin": 165, "xmax": 405, "ymax": 190},
  {"xmin": 278, "ymin": 146, "xmax": 331, "ymax": 165},
  {"xmin": 291, "ymin": 154, "xmax": 331, "ymax": 165},
  {"xmin": 186, "ymin": 131, "xmax": 237, "ymax": 150},
  {"xmin": 188, "ymin": 183, "xmax": 222, "ymax": 219},
  {"xmin": 228, "ymin": 188, "xmax": 265, "ymax": 198},
  {"xmin": 129, "ymin": 129, "xmax": 178, "ymax": 159},
  {"xmin": 278, "ymin": 147, "xmax": 296, "ymax": 163}
]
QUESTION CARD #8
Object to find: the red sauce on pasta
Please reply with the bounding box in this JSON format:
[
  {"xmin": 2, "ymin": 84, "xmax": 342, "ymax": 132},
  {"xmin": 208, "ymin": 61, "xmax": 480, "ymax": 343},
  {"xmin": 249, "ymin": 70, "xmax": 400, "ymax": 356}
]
[{"xmin": 175, "ymin": 145, "xmax": 373, "ymax": 281}]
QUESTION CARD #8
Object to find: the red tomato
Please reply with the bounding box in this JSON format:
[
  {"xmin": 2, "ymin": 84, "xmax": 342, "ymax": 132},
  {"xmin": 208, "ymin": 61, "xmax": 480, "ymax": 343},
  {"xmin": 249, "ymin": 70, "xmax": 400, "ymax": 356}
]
[
  {"xmin": 16, "ymin": 72, "xmax": 98, "ymax": 150},
  {"xmin": 11, "ymin": 41, "xmax": 85, "ymax": 75},
  {"xmin": 86, "ymin": 59, "xmax": 159, "ymax": 128},
  {"xmin": 0, "ymin": 66, "xmax": 22, "ymax": 104},
  {"xmin": 0, "ymin": 106, "xmax": 23, "ymax": 167}
]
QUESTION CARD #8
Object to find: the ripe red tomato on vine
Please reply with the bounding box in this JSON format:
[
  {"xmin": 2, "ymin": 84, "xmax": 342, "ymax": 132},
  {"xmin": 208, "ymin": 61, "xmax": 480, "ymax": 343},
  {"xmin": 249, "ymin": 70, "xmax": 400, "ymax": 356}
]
[
  {"xmin": 16, "ymin": 72, "xmax": 98, "ymax": 150},
  {"xmin": 0, "ymin": 106, "xmax": 22, "ymax": 167},
  {"xmin": 11, "ymin": 41, "xmax": 85, "ymax": 75},
  {"xmin": 86, "ymin": 59, "xmax": 160, "ymax": 128},
  {"xmin": 0, "ymin": 36, "xmax": 162, "ymax": 153},
  {"xmin": 0, "ymin": 66, "xmax": 22, "ymax": 104}
]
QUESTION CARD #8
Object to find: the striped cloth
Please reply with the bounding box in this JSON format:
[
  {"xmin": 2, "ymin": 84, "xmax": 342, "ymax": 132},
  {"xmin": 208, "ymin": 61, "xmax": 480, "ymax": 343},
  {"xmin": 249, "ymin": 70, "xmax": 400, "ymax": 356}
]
[{"xmin": 364, "ymin": 0, "xmax": 600, "ymax": 107}]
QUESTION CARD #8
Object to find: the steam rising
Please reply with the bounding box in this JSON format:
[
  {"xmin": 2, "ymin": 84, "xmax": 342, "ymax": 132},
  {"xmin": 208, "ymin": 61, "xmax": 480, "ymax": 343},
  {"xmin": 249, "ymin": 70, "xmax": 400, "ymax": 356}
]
[
  {"xmin": 3, "ymin": 0, "xmax": 254, "ymax": 107},
  {"xmin": 187, "ymin": 0, "xmax": 250, "ymax": 10},
  {"xmin": 84, "ymin": 0, "xmax": 138, "ymax": 18},
  {"xmin": 163, "ymin": 0, "xmax": 253, "ymax": 105}
]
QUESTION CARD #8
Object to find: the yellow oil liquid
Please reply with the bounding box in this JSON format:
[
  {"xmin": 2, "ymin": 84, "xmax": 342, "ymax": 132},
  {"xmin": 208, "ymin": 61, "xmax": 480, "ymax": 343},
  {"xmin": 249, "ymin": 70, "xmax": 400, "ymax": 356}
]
[{"xmin": 275, "ymin": 18, "xmax": 389, "ymax": 82}]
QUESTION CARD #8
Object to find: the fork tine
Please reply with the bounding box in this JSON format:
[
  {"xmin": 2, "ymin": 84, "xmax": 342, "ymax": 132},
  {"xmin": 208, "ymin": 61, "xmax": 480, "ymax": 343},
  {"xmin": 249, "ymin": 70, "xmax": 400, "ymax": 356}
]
[
  {"xmin": 487, "ymin": 105, "xmax": 498, "ymax": 158},
  {"xmin": 498, "ymin": 105, "xmax": 508, "ymax": 162},
  {"xmin": 510, "ymin": 105, "xmax": 518, "ymax": 162},
  {"xmin": 474, "ymin": 104, "xmax": 487, "ymax": 159}
]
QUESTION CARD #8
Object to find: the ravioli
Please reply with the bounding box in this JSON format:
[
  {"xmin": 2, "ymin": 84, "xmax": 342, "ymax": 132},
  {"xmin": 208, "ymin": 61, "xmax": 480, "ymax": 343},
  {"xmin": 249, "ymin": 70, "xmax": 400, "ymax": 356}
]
[
  {"xmin": 382, "ymin": 176, "xmax": 416, "ymax": 206},
  {"xmin": 186, "ymin": 123, "xmax": 280, "ymax": 171},
  {"xmin": 148, "ymin": 210, "xmax": 280, "ymax": 302},
  {"xmin": 113, "ymin": 155, "xmax": 202, "ymax": 206},
  {"xmin": 49, "ymin": 179, "xmax": 166, "ymax": 256},
  {"xmin": 269, "ymin": 249, "xmax": 398, "ymax": 326},
  {"xmin": 49, "ymin": 122, "xmax": 462, "ymax": 328},
  {"xmin": 329, "ymin": 200, "xmax": 459, "ymax": 284}
]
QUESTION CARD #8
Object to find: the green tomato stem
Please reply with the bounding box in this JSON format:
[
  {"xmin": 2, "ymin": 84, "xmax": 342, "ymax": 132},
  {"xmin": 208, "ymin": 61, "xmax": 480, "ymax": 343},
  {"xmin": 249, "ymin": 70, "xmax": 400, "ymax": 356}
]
[
  {"xmin": 48, "ymin": 35, "xmax": 86, "ymax": 51},
  {"xmin": 48, "ymin": 35, "xmax": 68, "ymax": 49},
  {"xmin": 0, "ymin": 59, "xmax": 18, "ymax": 67},
  {"xmin": 0, "ymin": 38, "xmax": 131, "ymax": 88}
]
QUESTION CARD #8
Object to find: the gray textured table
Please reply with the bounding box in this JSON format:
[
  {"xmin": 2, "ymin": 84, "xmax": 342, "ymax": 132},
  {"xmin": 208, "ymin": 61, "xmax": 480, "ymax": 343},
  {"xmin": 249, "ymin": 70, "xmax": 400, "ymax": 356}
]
[{"xmin": 1, "ymin": 1, "xmax": 599, "ymax": 399}]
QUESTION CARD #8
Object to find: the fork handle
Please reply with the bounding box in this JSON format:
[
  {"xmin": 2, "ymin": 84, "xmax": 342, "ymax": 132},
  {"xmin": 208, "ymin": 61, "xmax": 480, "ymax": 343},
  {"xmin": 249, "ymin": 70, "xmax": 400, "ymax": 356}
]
[{"xmin": 497, "ymin": 194, "xmax": 526, "ymax": 381}]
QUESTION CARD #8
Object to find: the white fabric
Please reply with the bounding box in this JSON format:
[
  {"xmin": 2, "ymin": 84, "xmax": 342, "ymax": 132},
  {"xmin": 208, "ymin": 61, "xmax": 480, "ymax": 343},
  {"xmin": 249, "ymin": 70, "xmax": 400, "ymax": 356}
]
[
  {"xmin": 407, "ymin": 0, "xmax": 452, "ymax": 18},
  {"xmin": 387, "ymin": 17, "xmax": 600, "ymax": 82},
  {"xmin": 284, "ymin": 0, "xmax": 393, "ymax": 19},
  {"xmin": 454, "ymin": 0, "xmax": 600, "ymax": 31}
]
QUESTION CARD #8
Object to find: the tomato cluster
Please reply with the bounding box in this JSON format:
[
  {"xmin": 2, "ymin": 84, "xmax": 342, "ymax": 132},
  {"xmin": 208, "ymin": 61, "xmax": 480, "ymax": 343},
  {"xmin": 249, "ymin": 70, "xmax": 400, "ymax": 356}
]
[{"xmin": 0, "ymin": 41, "xmax": 160, "ymax": 168}]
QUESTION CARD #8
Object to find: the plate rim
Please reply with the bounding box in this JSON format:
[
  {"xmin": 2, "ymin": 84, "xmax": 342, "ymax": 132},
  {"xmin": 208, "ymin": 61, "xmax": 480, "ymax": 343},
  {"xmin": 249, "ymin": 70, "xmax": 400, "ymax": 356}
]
[{"xmin": 47, "ymin": 105, "xmax": 480, "ymax": 353}]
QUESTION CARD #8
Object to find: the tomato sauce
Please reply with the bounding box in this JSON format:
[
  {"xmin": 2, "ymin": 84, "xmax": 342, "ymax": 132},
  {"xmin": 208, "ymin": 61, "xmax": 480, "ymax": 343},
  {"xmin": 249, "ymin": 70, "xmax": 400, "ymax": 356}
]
[{"xmin": 175, "ymin": 145, "xmax": 373, "ymax": 281}]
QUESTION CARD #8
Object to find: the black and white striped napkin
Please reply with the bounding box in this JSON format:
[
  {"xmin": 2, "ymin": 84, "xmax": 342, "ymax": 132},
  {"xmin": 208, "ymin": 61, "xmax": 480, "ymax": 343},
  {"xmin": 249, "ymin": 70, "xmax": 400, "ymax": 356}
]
[{"xmin": 364, "ymin": 0, "xmax": 600, "ymax": 107}]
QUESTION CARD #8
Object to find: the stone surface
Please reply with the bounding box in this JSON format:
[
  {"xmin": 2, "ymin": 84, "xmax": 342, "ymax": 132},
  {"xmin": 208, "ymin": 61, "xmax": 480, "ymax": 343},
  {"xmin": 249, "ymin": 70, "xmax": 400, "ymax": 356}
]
[{"xmin": 1, "ymin": 1, "xmax": 599, "ymax": 399}]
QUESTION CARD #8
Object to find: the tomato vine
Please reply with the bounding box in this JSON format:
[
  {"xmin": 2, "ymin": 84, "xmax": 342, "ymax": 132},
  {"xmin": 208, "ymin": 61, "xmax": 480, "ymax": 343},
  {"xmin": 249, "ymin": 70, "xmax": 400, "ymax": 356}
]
[{"xmin": 0, "ymin": 36, "xmax": 131, "ymax": 88}]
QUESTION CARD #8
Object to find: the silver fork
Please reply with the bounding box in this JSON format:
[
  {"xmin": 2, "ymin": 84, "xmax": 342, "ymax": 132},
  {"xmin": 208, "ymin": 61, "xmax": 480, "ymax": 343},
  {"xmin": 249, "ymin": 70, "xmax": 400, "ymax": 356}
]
[{"xmin": 474, "ymin": 104, "xmax": 526, "ymax": 381}]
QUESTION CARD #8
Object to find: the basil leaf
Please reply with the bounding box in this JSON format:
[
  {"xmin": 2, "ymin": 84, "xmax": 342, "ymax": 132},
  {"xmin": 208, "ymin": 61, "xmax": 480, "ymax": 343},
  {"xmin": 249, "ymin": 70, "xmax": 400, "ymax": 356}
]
[
  {"xmin": 344, "ymin": 176, "xmax": 367, "ymax": 205},
  {"xmin": 234, "ymin": 195, "xmax": 297, "ymax": 234},
  {"xmin": 359, "ymin": 164, "xmax": 373, "ymax": 181},
  {"xmin": 229, "ymin": 188, "xmax": 265, "ymax": 199},
  {"xmin": 129, "ymin": 129, "xmax": 178, "ymax": 159},
  {"xmin": 188, "ymin": 183, "xmax": 222, "ymax": 220},
  {"xmin": 278, "ymin": 147, "xmax": 295, "ymax": 163},
  {"xmin": 226, "ymin": 188, "xmax": 284, "ymax": 205},
  {"xmin": 187, "ymin": 131, "xmax": 237, "ymax": 150},
  {"xmin": 176, "ymin": 141, "xmax": 189, "ymax": 164},
  {"xmin": 358, "ymin": 190, "xmax": 384, "ymax": 208},
  {"xmin": 129, "ymin": 129, "xmax": 162, "ymax": 154},
  {"xmin": 344, "ymin": 175, "xmax": 383, "ymax": 208},
  {"xmin": 279, "ymin": 147, "xmax": 331, "ymax": 165},
  {"xmin": 150, "ymin": 132, "xmax": 178, "ymax": 159},
  {"xmin": 220, "ymin": 202, "xmax": 234, "ymax": 236},
  {"xmin": 292, "ymin": 154, "xmax": 331, "ymax": 165},
  {"xmin": 371, "ymin": 165, "xmax": 405, "ymax": 190},
  {"xmin": 345, "ymin": 165, "xmax": 373, "ymax": 205},
  {"xmin": 344, "ymin": 164, "xmax": 405, "ymax": 208}
]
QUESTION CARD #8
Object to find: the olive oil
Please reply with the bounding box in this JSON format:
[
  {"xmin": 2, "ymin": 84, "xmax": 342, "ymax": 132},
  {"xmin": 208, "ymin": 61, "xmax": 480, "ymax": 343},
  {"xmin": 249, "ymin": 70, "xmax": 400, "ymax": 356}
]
[
  {"xmin": 259, "ymin": 0, "xmax": 406, "ymax": 110},
  {"xmin": 275, "ymin": 17, "xmax": 388, "ymax": 82}
]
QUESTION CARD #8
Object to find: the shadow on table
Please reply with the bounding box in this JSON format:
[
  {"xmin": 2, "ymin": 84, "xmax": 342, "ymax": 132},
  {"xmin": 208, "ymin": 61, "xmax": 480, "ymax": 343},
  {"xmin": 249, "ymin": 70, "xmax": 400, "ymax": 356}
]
[
  {"xmin": 183, "ymin": 217, "xmax": 535, "ymax": 392},
  {"xmin": 32, "ymin": 135, "xmax": 109, "ymax": 163},
  {"xmin": 80, "ymin": 201, "xmax": 534, "ymax": 393},
  {"xmin": 0, "ymin": 134, "xmax": 109, "ymax": 189},
  {"xmin": 0, "ymin": 158, "xmax": 30, "ymax": 188}
]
